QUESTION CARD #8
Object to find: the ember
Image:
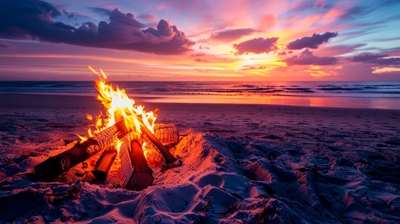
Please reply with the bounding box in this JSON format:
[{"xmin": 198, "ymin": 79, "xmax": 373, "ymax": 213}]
[{"xmin": 34, "ymin": 67, "xmax": 181, "ymax": 190}]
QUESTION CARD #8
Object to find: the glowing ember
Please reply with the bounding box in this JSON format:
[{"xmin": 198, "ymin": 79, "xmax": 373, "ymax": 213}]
[{"xmin": 81, "ymin": 66, "xmax": 158, "ymax": 159}]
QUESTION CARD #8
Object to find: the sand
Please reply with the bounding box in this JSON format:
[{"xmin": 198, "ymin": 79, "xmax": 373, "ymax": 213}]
[{"xmin": 0, "ymin": 93, "xmax": 400, "ymax": 223}]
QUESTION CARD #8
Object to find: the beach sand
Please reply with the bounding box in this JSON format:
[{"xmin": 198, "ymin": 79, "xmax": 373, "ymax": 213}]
[{"xmin": 1, "ymin": 93, "xmax": 400, "ymax": 223}]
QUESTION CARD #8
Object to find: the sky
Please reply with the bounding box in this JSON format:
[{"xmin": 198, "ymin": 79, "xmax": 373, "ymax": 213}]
[{"xmin": 0, "ymin": 0, "xmax": 399, "ymax": 81}]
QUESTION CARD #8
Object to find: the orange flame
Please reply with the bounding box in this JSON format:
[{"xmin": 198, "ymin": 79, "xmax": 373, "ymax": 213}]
[{"xmin": 81, "ymin": 66, "xmax": 157, "ymax": 156}]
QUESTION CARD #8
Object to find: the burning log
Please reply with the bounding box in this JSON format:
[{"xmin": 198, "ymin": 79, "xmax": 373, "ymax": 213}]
[
  {"xmin": 92, "ymin": 146, "xmax": 118, "ymax": 180},
  {"xmin": 138, "ymin": 119, "xmax": 177, "ymax": 164},
  {"xmin": 34, "ymin": 121, "xmax": 126, "ymax": 181},
  {"xmin": 91, "ymin": 123, "xmax": 180, "ymax": 179},
  {"xmin": 154, "ymin": 123, "xmax": 179, "ymax": 146},
  {"xmin": 141, "ymin": 123, "xmax": 179, "ymax": 166},
  {"xmin": 120, "ymin": 135, "xmax": 154, "ymax": 190}
]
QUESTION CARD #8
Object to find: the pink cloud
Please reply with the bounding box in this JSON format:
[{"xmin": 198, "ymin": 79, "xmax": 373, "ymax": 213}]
[
  {"xmin": 208, "ymin": 28, "xmax": 257, "ymax": 42},
  {"xmin": 284, "ymin": 49, "xmax": 338, "ymax": 65},
  {"xmin": 0, "ymin": 41, "xmax": 16, "ymax": 49},
  {"xmin": 191, "ymin": 52, "xmax": 205, "ymax": 57},
  {"xmin": 233, "ymin": 37, "xmax": 279, "ymax": 55},
  {"xmin": 194, "ymin": 58, "xmax": 208, "ymax": 63}
]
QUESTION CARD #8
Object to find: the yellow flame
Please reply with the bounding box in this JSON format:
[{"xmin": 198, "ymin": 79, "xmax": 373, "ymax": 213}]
[
  {"xmin": 81, "ymin": 66, "xmax": 157, "ymax": 157},
  {"xmin": 86, "ymin": 114, "xmax": 93, "ymax": 121}
]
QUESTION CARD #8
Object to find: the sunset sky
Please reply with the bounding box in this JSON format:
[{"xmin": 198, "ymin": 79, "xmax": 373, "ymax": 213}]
[{"xmin": 0, "ymin": 0, "xmax": 399, "ymax": 81}]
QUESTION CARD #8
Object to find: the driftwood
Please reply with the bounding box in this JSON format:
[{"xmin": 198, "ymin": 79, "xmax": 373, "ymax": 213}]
[{"xmin": 34, "ymin": 121, "xmax": 126, "ymax": 181}]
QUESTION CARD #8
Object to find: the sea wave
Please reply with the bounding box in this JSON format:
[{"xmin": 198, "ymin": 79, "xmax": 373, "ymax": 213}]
[{"xmin": 1, "ymin": 81, "xmax": 400, "ymax": 98}]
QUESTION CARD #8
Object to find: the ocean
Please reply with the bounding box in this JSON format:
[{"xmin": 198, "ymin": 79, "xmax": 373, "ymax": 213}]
[{"xmin": 1, "ymin": 81, "xmax": 400, "ymax": 109}]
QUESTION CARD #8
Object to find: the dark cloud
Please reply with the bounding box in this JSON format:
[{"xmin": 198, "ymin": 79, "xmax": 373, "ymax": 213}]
[
  {"xmin": 191, "ymin": 52, "xmax": 205, "ymax": 57},
  {"xmin": 287, "ymin": 32, "xmax": 338, "ymax": 50},
  {"xmin": 0, "ymin": 0, "xmax": 194, "ymax": 55},
  {"xmin": 208, "ymin": 28, "xmax": 256, "ymax": 42},
  {"xmin": 87, "ymin": 7, "xmax": 112, "ymax": 16},
  {"xmin": 284, "ymin": 49, "xmax": 338, "ymax": 66},
  {"xmin": 0, "ymin": 41, "xmax": 16, "ymax": 49},
  {"xmin": 350, "ymin": 53, "xmax": 388, "ymax": 62},
  {"xmin": 351, "ymin": 53, "xmax": 400, "ymax": 65},
  {"xmin": 368, "ymin": 58, "xmax": 400, "ymax": 65},
  {"xmin": 62, "ymin": 10, "xmax": 74, "ymax": 19},
  {"xmin": 278, "ymin": 51, "xmax": 287, "ymax": 56},
  {"xmin": 233, "ymin": 37, "xmax": 278, "ymax": 55}
]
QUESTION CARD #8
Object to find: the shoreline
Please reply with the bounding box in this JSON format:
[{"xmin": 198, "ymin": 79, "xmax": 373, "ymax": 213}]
[{"xmin": 1, "ymin": 92, "xmax": 400, "ymax": 110}]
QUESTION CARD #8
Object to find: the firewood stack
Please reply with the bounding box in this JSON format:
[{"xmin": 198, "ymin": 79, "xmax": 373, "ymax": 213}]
[{"xmin": 34, "ymin": 121, "xmax": 180, "ymax": 191}]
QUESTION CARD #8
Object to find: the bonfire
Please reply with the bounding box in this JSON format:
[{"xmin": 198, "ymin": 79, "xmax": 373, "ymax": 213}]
[{"xmin": 34, "ymin": 66, "xmax": 181, "ymax": 190}]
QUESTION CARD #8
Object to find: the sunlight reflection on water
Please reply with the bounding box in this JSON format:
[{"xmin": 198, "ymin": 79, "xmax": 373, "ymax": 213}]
[{"xmin": 144, "ymin": 94, "xmax": 400, "ymax": 110}]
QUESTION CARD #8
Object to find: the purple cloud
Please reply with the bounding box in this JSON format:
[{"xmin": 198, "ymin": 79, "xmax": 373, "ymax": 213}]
[
  {"xmin": 0, "ymin": 41, "xmax": 16, "ymax": 49},
  {"xmin": 138, "ymin": 14, "xmax": 156, "ymax": 21},
  {"xmin": 233, "ymin": 37, "xmax": 278, "ymax": 55},
  {"xmin": 87, "ymin": 7, "xmax": 112, "ymax": 16},
  {"xmin": 208, "ymin": 28, "xmax": 256, "ymax": 42},
  {"xmin": 287, "ymin": 32, "xmax": 338, "ymax": 50},
  {"xmin": 0, "ymin": 0, "xmax": 194, "ymax": 55},
  {"xmin": 350, "ymin": 53, "xmax": 388, "ymax": 62},
  {"xmin": 284, "ymin": 49, "xmax": 338, "ymax": 65},
  {"xmin": 350, "ymin": 53, "xmax": 400, "ymax": 65},
  {"xmin": 369, "ymin": 58, "xmax": 400, "ymax": 65}
]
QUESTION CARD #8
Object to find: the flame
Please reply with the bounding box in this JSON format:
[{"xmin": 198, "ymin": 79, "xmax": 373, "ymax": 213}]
[{"xmin": 82, "ymin": 66, "xmax": 157, "ymax": 157}]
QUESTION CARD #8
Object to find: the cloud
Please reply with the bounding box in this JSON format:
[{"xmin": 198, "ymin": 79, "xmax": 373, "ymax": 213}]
[
  {"xmin": 233, "ymin": 37, "xmax": 278, "ymax": 55},
  {"xmin": 138, "ymin": 14, "xmax": 156, "ymax": 21},
  {"xmin": 0, "ymin": 41, "xmax": 17, "ymax": 49},
  {"xmin": 350, "ymin": 53, "xmax": 388, "ymax": 62},
  {"xmin": 350, "ymin": 53, "xmax": 400, "ymax": 65},
  {"xmin": 284, "ymin": 49, "xmax": 338, "ymax": 66},
  {"xmin": 208, "ymin": 28, "xmax": 256, "ymax": 42},
  {"xmin": 240, "ymin": 65, "xmax": 268, "ymax": 70},
  {"xmin": 199, "ymin": 45, "xmax": 210, "ymax": 50},
  {"xmin": 0, "ymin": 0, "xmax": 195, "ymax": 55},
  {"xmin": 191, "ymin": 52, "xmax": 205, "ymax": 57},
  {"xmin": 87, "ymin": 7, "xmax": 112, "ymax": 16},
  {"xmin": 287, "ymin": 32, "xmax": 338, "ymax": 50},
  {"xmin": 364, "ymin": 58, "xmax": 400, "ymax": 65},
  {"xmin": 194, "ymin": 58, "xmax": 208, "ymax": 63}
]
